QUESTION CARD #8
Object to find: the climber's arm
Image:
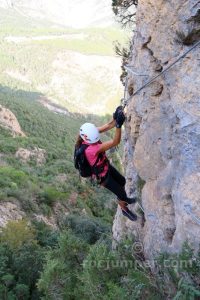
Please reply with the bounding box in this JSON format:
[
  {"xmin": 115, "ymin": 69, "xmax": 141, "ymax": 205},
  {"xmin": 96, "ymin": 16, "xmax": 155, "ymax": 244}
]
[
  {"xmin": 98, "ymin": 119, "xmax": 116, "ymax": 133},
  {"xmin": 97, "ymin": 128, "xmax": 121, "ymax": 153}
]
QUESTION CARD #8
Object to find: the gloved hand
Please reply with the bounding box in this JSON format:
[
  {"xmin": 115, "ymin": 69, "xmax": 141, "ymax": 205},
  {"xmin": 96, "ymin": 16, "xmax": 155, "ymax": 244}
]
[
  {"xmin": 113, "ymin": 106, "xmax": 123, "ymax": 120},
  {"xmin": 116, "ymin": 110, "xmax": 125, "ymax": 128}
]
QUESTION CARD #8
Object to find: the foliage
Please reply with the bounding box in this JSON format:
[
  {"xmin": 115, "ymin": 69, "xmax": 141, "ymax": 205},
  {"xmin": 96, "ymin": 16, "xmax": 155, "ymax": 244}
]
[
  {"xmin": 175, "ymin": 27, "xmax": 200, "ymax": 45},
  {"xmin": 114, "ymin": 40, "xmax": 132, "ymax": 84},
  {"xmin": 38, "ymin": 187, "xmax": 66, "ymax": 207},
  {"xmin": 0, "ymin": 220, "xmax": 36, "ymax": 250},
  {"xmin": 1, "ymin": 5, "xmax": 200, "ymax": 300},
  {"xmin": 0, "ymin": 166, "xmax": 28, "ymax": 188},
  {"xmin": 0, "ymin": 86, "xmax": 116, "ymax": 220},
  {"xmin": 38, "ymin": 231, "xmax": 89, "ymax": 299},
  {"xmin": 0, "ymin": 223, "xmax": 46, "ymax": 299},
  {"xmin": 156, "ymin": 242, "xmax": 200, "ymax": 299},
  {"xmin": 14, "ymin": 284, "xmax": 30, "ymax": 300},
  {"xmin": 32, "ymin": 221, "xmax": 59, "ymax": 248},
  {"xmin": 173, "ymin": 278, "xmax": 200, "ymax": 300},
  {"xmin": 79, "ymin": 239, "xmax": 159, "ymax": 300},
  {"xmin": 61, "ymin": 214, "xmax": 110, "ymax": 244},
  {"xmin": 112, "ymin": 0, "xmax": 138, "ymax": 27}
]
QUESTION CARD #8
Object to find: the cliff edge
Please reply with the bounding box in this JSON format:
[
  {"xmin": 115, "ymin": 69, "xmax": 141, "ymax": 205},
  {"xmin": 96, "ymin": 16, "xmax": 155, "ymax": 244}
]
[{"xmin": 113, "ymin": 0, "xmax": 200, "ymax": 260}]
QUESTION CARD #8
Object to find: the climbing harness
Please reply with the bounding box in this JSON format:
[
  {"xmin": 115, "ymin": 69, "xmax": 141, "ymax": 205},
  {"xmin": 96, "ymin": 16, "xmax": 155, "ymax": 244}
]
[
  {"xmin": 122, "ymin": 40, "xmax": 200, "ymax": 108},
  {"xmin": 184, "ymin": 204, "xmax": 200, "ymax": 226}
]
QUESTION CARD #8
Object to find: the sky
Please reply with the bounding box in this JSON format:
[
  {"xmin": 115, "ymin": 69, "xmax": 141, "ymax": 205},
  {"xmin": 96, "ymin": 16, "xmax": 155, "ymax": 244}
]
[{"xmin": 0, "ymin": 0, "xmax": 115, "ymax": 28}]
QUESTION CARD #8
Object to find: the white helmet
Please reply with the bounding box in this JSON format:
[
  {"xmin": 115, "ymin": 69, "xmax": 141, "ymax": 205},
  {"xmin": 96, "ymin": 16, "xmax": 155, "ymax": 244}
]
[{"xmin": 80, "ymin": 123, "xmax": 100, "ymax": 144}]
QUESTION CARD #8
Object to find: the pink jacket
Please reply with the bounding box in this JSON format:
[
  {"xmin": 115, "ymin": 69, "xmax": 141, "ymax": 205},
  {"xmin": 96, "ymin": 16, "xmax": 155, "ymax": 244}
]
[{"xmin": 83, "ymin": 141, "xmax": 109, "ymax": 178}]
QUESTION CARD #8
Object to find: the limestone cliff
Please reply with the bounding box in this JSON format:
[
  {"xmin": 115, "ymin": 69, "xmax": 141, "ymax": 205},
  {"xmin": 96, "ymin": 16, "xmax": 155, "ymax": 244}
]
[
  {"xmin": 113, "ymin": 0, "xmax": 200, "ymax": 260},
  {"xmin": 0, "ymin": 105, "xmax": 26, "ymax": 137}
]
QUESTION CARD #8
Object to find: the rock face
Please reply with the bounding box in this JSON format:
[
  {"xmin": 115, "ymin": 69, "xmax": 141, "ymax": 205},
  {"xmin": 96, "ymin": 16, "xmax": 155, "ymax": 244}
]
[
  {"xmin": 0, "ymin": 202, "xmax": 25, "ymax": 227},
  {"xmin": 113, "ymin": 0, "xmax": 200, "ymax": 260},
  {"xmin": 15, "ymin": 147, "xmax": 46, "ymax": 165},
  {"xmin": 0, "ymin": 105, "xmax": 26, "ymax": 137}
]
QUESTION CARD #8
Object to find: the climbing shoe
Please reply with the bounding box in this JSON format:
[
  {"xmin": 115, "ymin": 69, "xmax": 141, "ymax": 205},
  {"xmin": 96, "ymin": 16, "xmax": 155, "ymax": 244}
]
[
  {"xmin": 126, "ymin": 197, "xmax": 137, "ymax": 204},
  {"xmin": 121, "ymin": 207, "xmax": 137, "ymax": 221}
]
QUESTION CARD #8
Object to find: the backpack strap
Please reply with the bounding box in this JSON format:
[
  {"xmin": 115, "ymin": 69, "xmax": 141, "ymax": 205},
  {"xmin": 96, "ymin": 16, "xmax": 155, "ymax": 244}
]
[
  {"xmin": 91, "ymin": 152, "xmax": 109, "ymax": 181},
  {"xmin": 76, "ymin": 143, "xmax": 109, "ymax": 180},
  {"xmin": 76, "ymin": 144, "xmax": 89, "ymax": 155},
  {"xmin": 74, "ymin": 144, "xmax": 89, "ymax": 170}
]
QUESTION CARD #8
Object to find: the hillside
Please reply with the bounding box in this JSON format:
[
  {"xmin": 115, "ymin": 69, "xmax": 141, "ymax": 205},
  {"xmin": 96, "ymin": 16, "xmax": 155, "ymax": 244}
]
[
  {"xmin": 0, "ymin": 2, "xmax": 126, "ymax": 297},
  {"xmin": 1, "ymin": 1, "xmax": 199, "ymax": 299},
  {"xmin": 0, "ymin": 5, "xmax": 128, "ymax": 115},
  {"xmin": 0, "ymin": 85, "xmax": 123, "ymax": 298}
]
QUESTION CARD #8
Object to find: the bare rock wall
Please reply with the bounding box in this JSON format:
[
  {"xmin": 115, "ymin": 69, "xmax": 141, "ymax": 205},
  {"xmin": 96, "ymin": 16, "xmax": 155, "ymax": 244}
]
[{"xmin": 113, "ymin": 0, "xmax": 200, "ymax": 259}]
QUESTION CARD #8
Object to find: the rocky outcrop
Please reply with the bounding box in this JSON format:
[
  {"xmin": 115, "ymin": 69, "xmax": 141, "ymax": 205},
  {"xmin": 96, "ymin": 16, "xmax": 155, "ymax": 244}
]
[
  {"xmin": 0, "ymin": 202, "xmax": 25, "ymax": 227},
  {"xmin": 15, "ymin": 147, "xmax": 46, "ymax": 165},
  {"xmin": 0, "ymin": 105, "xmax": 26, "ymax": 137},
  {"xmin": 113, "ymin": 0, "xmax": 200, "ymax": 260}
]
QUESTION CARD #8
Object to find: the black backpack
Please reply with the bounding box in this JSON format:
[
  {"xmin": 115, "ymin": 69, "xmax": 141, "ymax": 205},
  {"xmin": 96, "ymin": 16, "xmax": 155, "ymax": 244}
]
[
  {"xmin": 74, "ymin": 144, "xmax": 93, "ymax": 177},
  {"xmin": 74, "ymin": 144, "xmax": 107, "ymax": 178}
]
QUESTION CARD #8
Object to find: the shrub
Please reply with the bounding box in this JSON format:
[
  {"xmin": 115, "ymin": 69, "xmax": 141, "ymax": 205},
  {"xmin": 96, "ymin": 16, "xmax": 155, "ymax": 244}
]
[
  {"xmin": 38, "ymin": 231, "xmax": 89, "ymax": 299},
  {"xmin": 62, "ymin": 214, "xmax": 110, "ymax": 244},
  {"xmin": 156, "ymin": 242, "xmax": 200, "ymax": 299},
  {"xmin": 80, "ymin": 239, "xmax": 158, "ymax": 300},
  {"xmin": 0, "ymin": 219, "xmax": 36, "ymax": 250},
  {"xmin": 14, "ymin": 284, "xmax": 30, "ymax": 300},
  {"xmin": 0, "ymin": 167, "xmax": 28, "ymax": 188},
  {"xmin": 38, "ymin": 187, "xmax": 64, "ymax": 207},
  {"xmin": 175, "ymin": 27, "xmax": 200, "ymax": 45},
  {"xmin": 12, "ymin": 242, "xmax": 45, "ymax": 290},
  {"xmin": 32, "ymin": 221, "xmax": 59, "ymax": 248},
  {"xmin": 0, "ymin": 238, "xmax": 45, "ymax": 299}
]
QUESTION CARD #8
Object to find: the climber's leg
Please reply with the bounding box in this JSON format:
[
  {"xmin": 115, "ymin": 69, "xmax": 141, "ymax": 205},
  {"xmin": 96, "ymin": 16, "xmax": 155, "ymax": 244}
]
[
  {"xmin": 102, "ymin": 173, "xmax": 137, "ymax": 221},
  {"xmin": 102, "ymin": 171, "xmax": 127, "ymax": 200},
  {"xmin": 118, "ymin": 200, "xmax": 138, "ymax": 221},
  {"xmin": 108, "ymin": 165, "xmax": 137, "ymax": 204},
  {"xmin": 109, "ymin": 165, "xmax": 126, "ymax": 187}
]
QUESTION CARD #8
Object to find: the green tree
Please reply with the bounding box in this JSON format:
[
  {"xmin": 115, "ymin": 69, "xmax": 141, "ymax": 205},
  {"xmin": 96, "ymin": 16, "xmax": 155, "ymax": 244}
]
[
  {"xmin": 38, "ymin": 231, "xmax": 89, "ymax": 299},
  {"xmin": 0, "ymin": 220, "xmax": 37, "ymax": 250},
  {"xmin": 80, "ymin": 239, "xmax": 158, "ymax": 300},
  {"xmin": 14, "ymin": 284, "xmax": 30, "ymax": 300},
  {"xmin": 12, "ymin": 243, "xmax": 45, "ymax": 292}
]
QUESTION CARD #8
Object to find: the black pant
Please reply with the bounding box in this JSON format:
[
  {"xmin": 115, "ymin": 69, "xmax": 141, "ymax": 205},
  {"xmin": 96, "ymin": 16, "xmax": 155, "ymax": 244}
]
[{"xmin": 101, "ymin": 165, "xmax": 130, "ymax": 203}]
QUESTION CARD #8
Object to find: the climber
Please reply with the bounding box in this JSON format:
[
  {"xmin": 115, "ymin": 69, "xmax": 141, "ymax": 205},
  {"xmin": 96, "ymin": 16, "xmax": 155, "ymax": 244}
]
[{"xmin": 75, "ymin": 106, "xmax": 137, "ymax": 221}]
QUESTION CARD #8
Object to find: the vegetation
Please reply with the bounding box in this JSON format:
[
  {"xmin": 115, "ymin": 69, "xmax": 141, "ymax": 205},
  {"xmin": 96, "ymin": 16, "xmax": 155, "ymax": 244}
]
[
  {"xmin": 0, "ymin": 221, "xmax": 46, "ymax": 299},
  {"xmin": 0, "ymin": 6, "xmax": 126, "ymax": 115},
  {"xmin": 38, "ymin": 233, "xmax": 200, "ymax": 300},
  {"xmin": 0, "ymin": 4, "xmax": 200, "ymax": 300},
  {"xmin": 114, "ymin": 40, "xmax": 132, "ymax": 84},
  {"xmin": 175, "ymin": 27, "xmax": 200, "ymax": 45},
  {"xmin": 0, "ymin": 32, "xmax": 120, "ymax": 298},
  {"xmin": 0, "ymin": 84, "xmax": 117, "ymax": 218},
  {"xmin": 0, "ymin": 217, "xmax": 200, "ymax": 300},
  {"xmin": 112, "ymin": 0, "xmax": 138, "ymax": 27}
]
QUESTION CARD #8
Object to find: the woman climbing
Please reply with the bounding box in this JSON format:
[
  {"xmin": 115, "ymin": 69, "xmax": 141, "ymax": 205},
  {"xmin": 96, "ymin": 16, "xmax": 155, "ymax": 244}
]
[{"xmin": 75, "ymin": 106, "xmax": 137, "ymax": 221}]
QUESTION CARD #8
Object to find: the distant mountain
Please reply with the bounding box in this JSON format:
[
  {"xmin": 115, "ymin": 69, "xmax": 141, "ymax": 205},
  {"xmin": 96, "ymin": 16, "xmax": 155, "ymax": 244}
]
[
  {"xmin": 0, "ymin": 1, "xmax": 126, "ymax": 115},
  {"xmin": 0, "ymin": 0, "xmax": 115, "ymax": 28}
]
